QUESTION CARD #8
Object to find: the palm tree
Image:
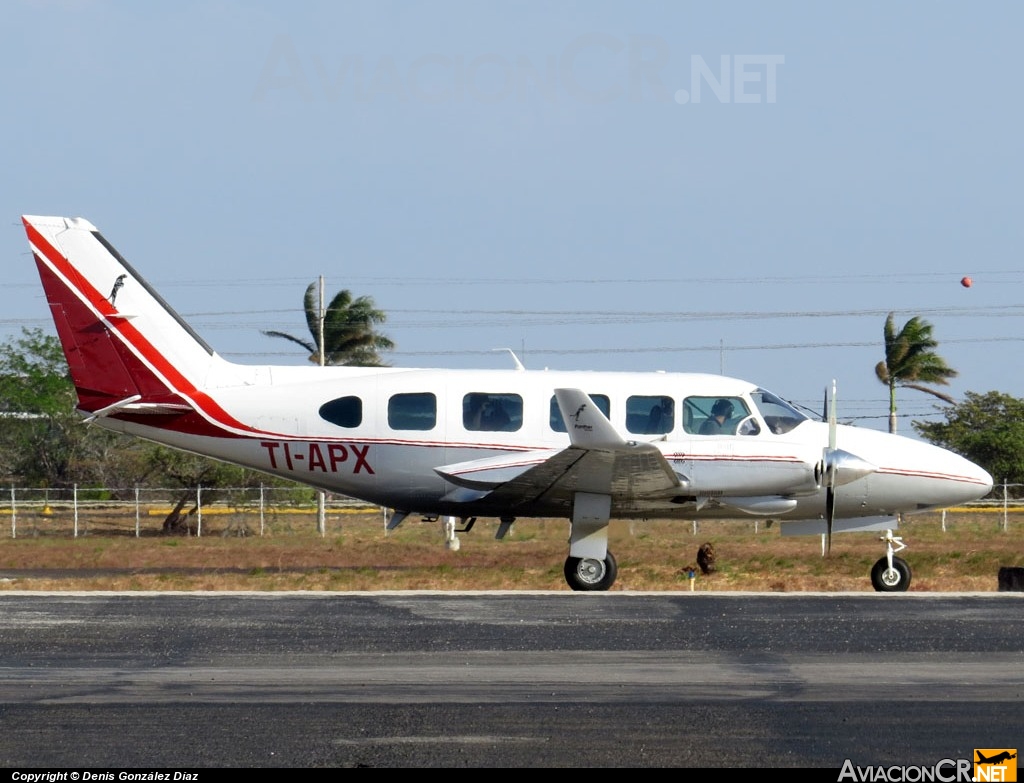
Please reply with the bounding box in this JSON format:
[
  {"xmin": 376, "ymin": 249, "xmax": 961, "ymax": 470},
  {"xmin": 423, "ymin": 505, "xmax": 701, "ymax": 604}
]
[
  {"xmin": 875, "ymin": 312, "xmax": 957, "ymax": 433},
  {"xmin": 264, "ymin": 281, "xmax": 394, "ymax": 366}
]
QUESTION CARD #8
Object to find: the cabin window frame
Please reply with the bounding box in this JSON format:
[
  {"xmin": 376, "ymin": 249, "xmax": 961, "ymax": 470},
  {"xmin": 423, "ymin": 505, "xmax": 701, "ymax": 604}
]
[
  {"xmin": 387, "ymin": 392, "xmax": 438, "ymax": 431},
  {"xmin": 463, "ymin": 392, "xmax": 523, "ymax": 432},
  {"xmin": 625, "ymin": 395, "xmax": 675, "ymax": 435},
  {"xmin": 318, "ymin": 395, "xmax": 363, "ymax": 429}
]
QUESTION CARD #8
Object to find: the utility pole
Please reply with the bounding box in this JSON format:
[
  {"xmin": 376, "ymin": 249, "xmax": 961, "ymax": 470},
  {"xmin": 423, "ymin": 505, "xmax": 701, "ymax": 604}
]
[{"xmin": 316, "ymin": 275, "xmax": 326, "ymax": 538}]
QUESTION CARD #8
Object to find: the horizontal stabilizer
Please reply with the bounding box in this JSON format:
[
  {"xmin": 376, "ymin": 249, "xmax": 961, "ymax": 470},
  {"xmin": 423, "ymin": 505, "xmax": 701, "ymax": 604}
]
[{"xmin": 120, "ymin": 402, "xmax": 196, "ymax": 415}]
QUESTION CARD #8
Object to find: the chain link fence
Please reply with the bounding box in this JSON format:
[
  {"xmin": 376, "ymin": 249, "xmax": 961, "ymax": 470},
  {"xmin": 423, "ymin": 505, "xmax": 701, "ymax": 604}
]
[
  {"xmin": 3, "ymin": 484, "xmax": 383, "ymax": 538},
  {"xmin": 3, "ymin": 483, "xmax": 1021, "ymax": 540}
]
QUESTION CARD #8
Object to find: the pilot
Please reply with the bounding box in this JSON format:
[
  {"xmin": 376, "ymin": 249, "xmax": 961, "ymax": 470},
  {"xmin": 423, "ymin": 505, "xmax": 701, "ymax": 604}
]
[{"xmin": 699, "ymin": 398, "xmax": 734, "ymax": 435}]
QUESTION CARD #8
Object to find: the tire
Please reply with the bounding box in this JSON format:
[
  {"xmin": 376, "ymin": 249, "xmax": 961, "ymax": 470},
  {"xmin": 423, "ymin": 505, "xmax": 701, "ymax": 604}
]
[
  {"xmin": 564, "ymin": 551, "xmax": 618, "ymax": 591},
  {"xmin": 871, "ymin": 556, "xmax": 911, "ymax": 592}
]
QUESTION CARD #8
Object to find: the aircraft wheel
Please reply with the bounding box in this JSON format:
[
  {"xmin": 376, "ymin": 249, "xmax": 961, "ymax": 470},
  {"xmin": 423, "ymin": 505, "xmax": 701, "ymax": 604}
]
[
  {"xmin": 871, "ymin": 556, "xmax": 911, "ymax": 592},
  {"xmin": 564, "ymin": 551, "xmax": 617, "ymax": 591}
]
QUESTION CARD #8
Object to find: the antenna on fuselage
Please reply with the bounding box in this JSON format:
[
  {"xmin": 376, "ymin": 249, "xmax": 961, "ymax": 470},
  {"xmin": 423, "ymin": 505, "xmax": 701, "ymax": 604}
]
[{"xmin": 493, "ymin": 348, "xmax": 526, "ymax": 371}]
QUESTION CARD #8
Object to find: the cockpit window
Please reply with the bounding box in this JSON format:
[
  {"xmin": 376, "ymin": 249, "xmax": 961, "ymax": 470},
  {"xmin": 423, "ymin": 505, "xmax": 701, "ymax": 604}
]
[
  {"xmin": 683, "ymin": 396, "xmax": 754, "ymax": 436},
  {"xmin": 750, "ymin": 388, "xmax": 808, "ymax": 434}
]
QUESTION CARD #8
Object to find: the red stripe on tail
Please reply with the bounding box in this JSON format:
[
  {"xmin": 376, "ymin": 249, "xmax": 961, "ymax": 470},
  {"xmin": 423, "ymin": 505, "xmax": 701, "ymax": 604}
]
[{"xmin": 24, "ymin": 218, "xmax": 257, "ymax": 435}]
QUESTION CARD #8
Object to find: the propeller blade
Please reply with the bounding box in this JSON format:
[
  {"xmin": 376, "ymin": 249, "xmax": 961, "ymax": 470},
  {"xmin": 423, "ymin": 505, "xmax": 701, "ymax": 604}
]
[
  {"xmin": 828, "ymin": 379, "xmax": 837, "ymax": 452},
  {"xmin": 825, "ymin": 483, "xmax": 835, "ymax": 555},
  {"xmin": 824, "ymin": 379, "xmax": 838, "ymax": 555}
]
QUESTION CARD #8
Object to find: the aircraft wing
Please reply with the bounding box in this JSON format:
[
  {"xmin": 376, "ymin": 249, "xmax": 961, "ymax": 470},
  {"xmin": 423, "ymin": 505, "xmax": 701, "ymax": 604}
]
[{"xmin": 434, "ymin": 388, "xmax": 683, "ymax": 510}]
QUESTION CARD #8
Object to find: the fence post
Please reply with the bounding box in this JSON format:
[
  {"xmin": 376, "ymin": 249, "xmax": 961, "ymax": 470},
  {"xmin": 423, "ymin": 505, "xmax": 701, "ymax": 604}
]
[
  {"xmin": 73, "ymin": 484, "xmax": 79, "ymax": 538},
  {"xmin": 259, "ymin": 483, "xmax": 265, "ymax": 537},
  {"xmin": 1004, "ymin": 480, "xmax": 1009, "ymax": 533},
  {"xmin": 134, "ymin": 485, "xmax": 141, "ymax": 538},
  {"xmin": 10, "ymin": 486, "xmax": 15, "ymax": 539},
  {"xmin": 941, "ymin": 508, "xmax": 946, "ymax": 533},
  {"xmin": 196, "ymin": 485, "xmax": 202, "ymax": 538}
]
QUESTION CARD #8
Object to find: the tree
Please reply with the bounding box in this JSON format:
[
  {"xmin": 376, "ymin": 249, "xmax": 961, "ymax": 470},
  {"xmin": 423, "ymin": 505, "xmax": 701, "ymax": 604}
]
[
  {"xmin": 875, "ymin": 312, "xmax": 958, "ymax": 433},
  {"xmin": 0, "ymin": 328, "xmax": 89, "ymax": 486},
  {"xmin": 0, "ymin": 328, "xmax": 74, "ymax": 417},
  {"xmin": 914, "ymin": 391, "xmax": 1024, "ymax": 496},
  {"xmin": 0, "ymin": 329, "xmax": 304, "ymax": 506},
  {"xmin": 141, "ymin": 445, "xmax": 305, "ymax": 534},
  {"xmin": 264, "ymin": 281, "xmax": 394, "ymax": 366}
]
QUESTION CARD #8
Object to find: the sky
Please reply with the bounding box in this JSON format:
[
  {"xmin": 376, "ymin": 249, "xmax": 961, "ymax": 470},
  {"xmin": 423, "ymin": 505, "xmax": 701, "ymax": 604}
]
[{"xmin": 3, "ymin": 1, "xmax": 1023, "ymax": 433}]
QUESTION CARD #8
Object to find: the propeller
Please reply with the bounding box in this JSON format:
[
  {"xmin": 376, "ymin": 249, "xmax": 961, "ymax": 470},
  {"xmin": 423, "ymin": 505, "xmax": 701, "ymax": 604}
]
[
  {"xmin": 823, "ymin": 379, "xmax": 837, "ymax": 555},
  {"xmin": 818, "ymin": 379, "xmax": 878, "ymax": 556}
]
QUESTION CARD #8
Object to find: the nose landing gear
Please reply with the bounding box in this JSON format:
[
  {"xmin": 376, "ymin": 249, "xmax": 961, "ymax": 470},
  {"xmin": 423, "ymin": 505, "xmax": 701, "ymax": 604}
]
[{"xmin": 871, "ymin": 529, "xmax": 911, "ymax": 592}]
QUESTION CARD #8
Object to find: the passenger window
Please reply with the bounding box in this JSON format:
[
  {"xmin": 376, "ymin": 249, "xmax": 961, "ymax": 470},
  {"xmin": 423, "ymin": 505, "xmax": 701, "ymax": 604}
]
[
  {"xmin": 319, "ymin": 396, "xmax": 362, "ymax": 428},
  {"xmin": 463, "ymin": 393, "xmax": 522, "ymax": 432},
  {"xmin": 626, "ymin": 395, "xmax": 674, "ymax": 435},
  {"xmin": 684, "ymin": 396, "xmax": 753, "ymax": 436},
  {"xmin": 388, "ymin": 393, "xmax": 437, "ymax": 431},
  {"xmin": 550, "ymin": 394, "xmax": 610, "ymax": 432}
]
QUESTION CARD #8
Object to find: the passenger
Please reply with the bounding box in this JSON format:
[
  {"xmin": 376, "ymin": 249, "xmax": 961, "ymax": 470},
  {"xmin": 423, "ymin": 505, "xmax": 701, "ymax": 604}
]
[
  {"xmin": 699, "ymin": 398, "xmax": 734, "ymax": 435},
  {"xmin": 646, "ymin": 404, "xmax": 663, "ymax": 434},
  {"xmin": 481, "ymin": 399, "xmax": 511, "ymax": 431},
  {"xmin": 465, "ymin": 394, "xmax": 486, "ymax": 430},
  {"xmin": 646, "ymin": 397, "xmax": 673, "ymax": 434}
]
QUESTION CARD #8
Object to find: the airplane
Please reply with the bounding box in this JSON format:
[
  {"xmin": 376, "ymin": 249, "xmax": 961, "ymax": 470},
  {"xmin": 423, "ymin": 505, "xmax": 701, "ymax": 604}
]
[
  {"xmin": 976, "ymin": 751, "xmax": 1016, "ymax": 765},
  {"xmin": 974, "ymin": 749, "xmax": 1015, "ymax": 765},
  {"xmin": 21, "ymin": 215, "xmax": 994, "ymax": 592}
]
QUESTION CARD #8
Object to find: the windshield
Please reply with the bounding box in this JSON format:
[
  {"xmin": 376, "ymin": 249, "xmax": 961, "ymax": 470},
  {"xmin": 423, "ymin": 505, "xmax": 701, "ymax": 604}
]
[{"xmin": 750, "ymin": 388, "xmax": 808, "ymax": 435}]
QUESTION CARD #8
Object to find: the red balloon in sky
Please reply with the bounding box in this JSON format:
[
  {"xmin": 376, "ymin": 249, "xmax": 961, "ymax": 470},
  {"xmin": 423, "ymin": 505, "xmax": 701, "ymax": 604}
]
[{"xmin": 960, "ymin": 276, "xmax": 973, "ymax": 288}]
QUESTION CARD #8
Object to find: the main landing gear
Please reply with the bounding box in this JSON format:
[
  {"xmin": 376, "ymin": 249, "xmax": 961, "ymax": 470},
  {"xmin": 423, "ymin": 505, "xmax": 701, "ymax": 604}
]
[
  {"xmin": 564, "ymin": 552, "xmax": 618, "ymax": 592},
  {"xmin": 870, "ymin": 529, "xmax": 911, "ymax": 592},
  {"xmin": 563, "ymin": 491, "xmax": 617, "ymax": 591}
]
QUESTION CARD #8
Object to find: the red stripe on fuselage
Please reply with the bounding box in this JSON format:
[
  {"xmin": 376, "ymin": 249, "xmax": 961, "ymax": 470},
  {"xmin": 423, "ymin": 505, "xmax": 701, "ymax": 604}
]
[{"xmin": 875, "ymin": 466, "xmax": 990, "ymax": 486}]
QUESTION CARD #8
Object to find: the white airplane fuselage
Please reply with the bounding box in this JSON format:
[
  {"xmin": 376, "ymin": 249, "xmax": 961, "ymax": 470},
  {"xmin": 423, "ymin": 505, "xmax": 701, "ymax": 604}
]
[
  {"xmin": 98, "ymin": 364, "xmax": 988, "ymax": 522},
  {"xmin": 22, "ymin": 214, "xmax": 994, "ymax": 590}
]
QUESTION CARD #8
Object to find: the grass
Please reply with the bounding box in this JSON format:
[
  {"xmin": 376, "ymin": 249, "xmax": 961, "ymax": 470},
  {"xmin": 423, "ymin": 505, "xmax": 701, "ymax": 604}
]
[{"xmin": 0, "ymin": 507, "xmax": 1021, "ymax": 591}]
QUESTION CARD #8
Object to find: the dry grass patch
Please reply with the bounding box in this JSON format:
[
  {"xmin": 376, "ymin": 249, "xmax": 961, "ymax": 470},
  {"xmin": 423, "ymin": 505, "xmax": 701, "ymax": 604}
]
[{"xmin": 0, "ymin": 509, "xmax": 1021, "ymax": 591}]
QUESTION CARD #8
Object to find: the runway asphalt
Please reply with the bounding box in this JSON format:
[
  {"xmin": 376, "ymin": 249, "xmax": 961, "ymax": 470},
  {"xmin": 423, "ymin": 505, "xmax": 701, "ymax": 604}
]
[{"xmin": 0, "ymin": 592, "xmax": 1020, "ymax": 768}]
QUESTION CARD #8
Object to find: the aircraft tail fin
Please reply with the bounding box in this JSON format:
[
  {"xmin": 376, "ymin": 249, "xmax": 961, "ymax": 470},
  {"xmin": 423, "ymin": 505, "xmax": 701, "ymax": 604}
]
[{"xmin": 22, "ymin": 215, "xmax": 237, "ymax": 415}]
